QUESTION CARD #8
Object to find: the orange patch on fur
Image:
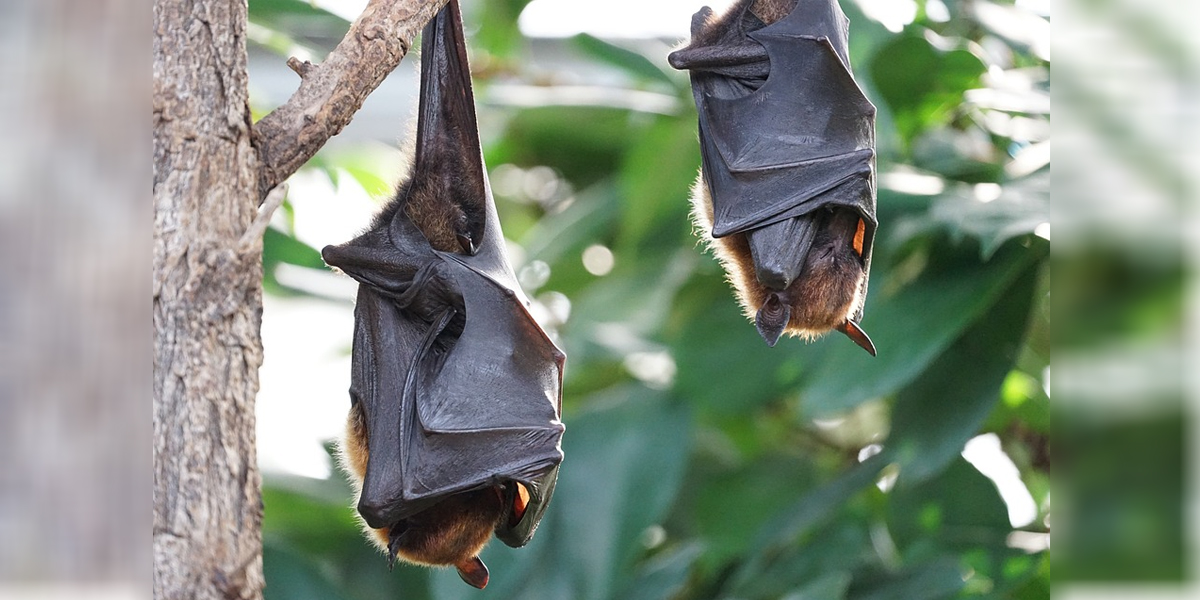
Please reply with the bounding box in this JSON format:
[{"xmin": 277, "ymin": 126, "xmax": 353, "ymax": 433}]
[
  {"xmin": 853, "ymin": 217, "xmax": 865, "ymax": 257},
  {"xmin": 510, "ymin": 482, "xmax": 530, "ymax": 526}
]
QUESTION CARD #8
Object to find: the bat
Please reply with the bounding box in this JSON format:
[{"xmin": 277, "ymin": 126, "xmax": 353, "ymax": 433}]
[
  {"xmin": 320, "ymin": 0, "xmax": 565, "ymax": 588},
  {"xmin": 668, "ymin": 0, "xmax": 878, "ymax": 355}
]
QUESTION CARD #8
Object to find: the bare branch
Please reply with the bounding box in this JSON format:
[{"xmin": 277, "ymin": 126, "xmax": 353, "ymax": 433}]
[
  {"xmin": 238, "ymin": 183, "xmax": 288, "ymax": 251},
  {"xmin": 285, "ymin": 57, "xmax": 314, "ymax": 78},
  {"xmin": 251, "ymin": 0, "xmax": 449, "ymax": 200}
]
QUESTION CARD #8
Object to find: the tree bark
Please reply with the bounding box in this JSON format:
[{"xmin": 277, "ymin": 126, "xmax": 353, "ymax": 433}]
[
  {"xmin": 252, "ymin": 0, "xmax": 448, "ymax": 199},
  {"xmin": 152, "ymin": 0, "xmax": 265, "ymax": 598},
  {"xmin": 152, "ymin": 0, "xmax": 445, "ymax": 597}
]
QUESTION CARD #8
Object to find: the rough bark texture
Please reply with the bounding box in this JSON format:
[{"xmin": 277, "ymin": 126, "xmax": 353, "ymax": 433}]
[
  {"xmin": 252, "ymin": 0, "xmax": 449, "ymax": 200},
  {"xmin": 154, "ymin": 0, "xmax": 449, "ymax": 596},
  {"xmin": 152, "ymin": 0, "xmax": 265, "ymax": 598}
]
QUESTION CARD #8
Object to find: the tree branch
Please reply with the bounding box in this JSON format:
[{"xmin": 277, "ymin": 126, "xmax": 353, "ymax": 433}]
[{"xmin": 251, "ymin": 0, "xmax": 449, "ymax": 200}]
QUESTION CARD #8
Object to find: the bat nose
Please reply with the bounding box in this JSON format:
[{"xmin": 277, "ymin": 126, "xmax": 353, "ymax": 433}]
[
  {"xmin": 357, "ymin": 498, "xmax": 397, "ymax": 530},
  {"xmin": 755, "ymin": 263, "xmax": 793, "ymax": 291}
]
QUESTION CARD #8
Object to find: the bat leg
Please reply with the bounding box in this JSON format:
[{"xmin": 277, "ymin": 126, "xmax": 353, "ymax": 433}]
[
  {"xmin": 455, "ymin": 555, "xmax": 489, "ymax": 589},
  {"xmin": 755, "ymin": 292, "xmax": 791, "ymax": 347},
  {"xmin": 837, "ymin": 320, "xmax": 877, "ymax": 356}
]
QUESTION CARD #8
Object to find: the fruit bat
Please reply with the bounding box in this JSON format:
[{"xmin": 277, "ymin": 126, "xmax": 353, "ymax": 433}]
[
  {"xmin": 668, "ymin": 0, "xmax": 878, "ymax": 355},
  {"xmin": 320, "ymin": 0, "xmax": 565, "ymax": 588}
]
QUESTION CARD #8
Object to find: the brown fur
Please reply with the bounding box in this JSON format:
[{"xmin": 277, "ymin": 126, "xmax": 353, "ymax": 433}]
[
  {"xmin": 403, "ymin": 179, "xmax": 468, "ymax": 253},
  {"xmin": 690, "ymin": 174, "xmax": 866, "ymax": 341},
  {"xmin": 749, "ymin": 0, "xmax": 797, "ymax": 24},
  {"xmin": 338, "ymin": 404, "xmax": 505, "ymax": 569}
]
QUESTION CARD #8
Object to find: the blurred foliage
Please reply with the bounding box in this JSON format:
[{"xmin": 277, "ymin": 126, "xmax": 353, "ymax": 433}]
[{"xmin": 249, "ymin": 0, "xmax": 1053, "ymax": 598}]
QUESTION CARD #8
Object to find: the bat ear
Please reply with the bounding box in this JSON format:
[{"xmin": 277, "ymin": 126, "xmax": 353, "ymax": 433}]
[
  {"xmin": 838, "ymin": 320, "xmax": 877, "ymax": 356},
  {"xmin": 409, "ymin": 0, "xmax": 487, "ymax": 250},
  {"xmin": 755, "ymin": 293, "xmax": 791, "ymax": 347},
  {"xmin": 455, "ymin": 556, "xmax": 489, "ymax": 589}
]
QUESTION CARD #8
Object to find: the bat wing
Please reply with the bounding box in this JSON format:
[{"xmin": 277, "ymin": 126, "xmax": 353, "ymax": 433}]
[
  {"xmin": 699, "ymin": 0, "xmax": 877, "ymax": 241},
  {"xmin": 412, "ymin": 174, "xmax": 566, "ymax": 547},
  {"xmin": 325, "ymin": 0, "xmax": 564, "ymax": 545}
]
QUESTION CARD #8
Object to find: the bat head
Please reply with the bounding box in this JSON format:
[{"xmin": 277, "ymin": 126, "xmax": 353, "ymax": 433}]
[
  {"xmin": 691, "ymin": 177, "xmax": 875, "ymax": 354},
  {"xmin": 750, "ymin": 207, "xmax": 875, "ymax": 355}
]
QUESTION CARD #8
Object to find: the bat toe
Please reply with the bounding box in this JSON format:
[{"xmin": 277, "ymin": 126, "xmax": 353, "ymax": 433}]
[
  {"xmin": 456, "ymin": 556, "xmax": 489, "ymax": 589},
  {"xmin": 837, "ymin": 320, "xmax": 877, "ymax": 356}
]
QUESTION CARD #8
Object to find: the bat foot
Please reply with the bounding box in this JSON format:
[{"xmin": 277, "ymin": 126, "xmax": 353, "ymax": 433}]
[
  {"xmin": 455, "ymin": 556, "xmax": 489, "ymax": 589},
  {"xmin": 755, "ymin": 293, "xmax": 791, "ymax": 347},
  {"xmin": 386, "ymin": 526, "xmax": 406, "ymax": 571},
  {"xmin": 837, "ymin": 320, "xmax": 877, "ymax": 356}
]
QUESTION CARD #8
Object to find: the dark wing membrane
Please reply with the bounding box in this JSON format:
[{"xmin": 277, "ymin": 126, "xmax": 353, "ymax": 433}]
[
  {"xmin": 404, "ymin": 0, "xmax": 487, "ymax": 250},
  {"xmin": 398, "ymin": 189, "xmax": 566, "ymax": 518},
  {"xmin": 344, "ymin": 284, "xmax": 435, "ymax": 527},
  {"xmin": 700, "ymin": 31, "xmax": 876, "ymax": 238},
  {"xmin": 401, "ymin": 259, "xmax": 565, "ymax": 502}
]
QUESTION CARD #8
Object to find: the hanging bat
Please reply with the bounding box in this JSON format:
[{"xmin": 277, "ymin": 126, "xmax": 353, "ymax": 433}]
[
  {"xmin": 320, "ymin": 0, "xmax": 565, "ymax": 588},
  {"xmin": 668, "ymin": 0, "xmax": 878, "ymax": 355}
]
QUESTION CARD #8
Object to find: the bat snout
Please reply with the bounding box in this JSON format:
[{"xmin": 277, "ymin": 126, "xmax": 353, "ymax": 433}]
[
  {"xmin": 754, "ymin": 262, "xmax": 794, "ymax": 291},
  {"xmin": 357, "ymin": 498, "xmax": 400, "ymax": 530}
]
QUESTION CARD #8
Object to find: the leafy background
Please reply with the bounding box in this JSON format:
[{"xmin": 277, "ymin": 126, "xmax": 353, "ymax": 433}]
[{"xmin": 248, "ymin": 0, "xmax": 1054, "ymax": 598}]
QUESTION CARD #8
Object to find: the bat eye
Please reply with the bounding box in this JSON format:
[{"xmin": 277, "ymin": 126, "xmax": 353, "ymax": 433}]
[
  {"xmin": 852, "ymin": 218, "xmax": 866, "ymax": 258},
  {"xmin": 509, "ymin": 482, "xmax": 531, "ymax": 527}
]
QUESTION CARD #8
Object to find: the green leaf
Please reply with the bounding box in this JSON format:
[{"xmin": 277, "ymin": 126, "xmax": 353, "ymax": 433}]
[
  {"xmin": 669, "ymin": 288, "xmax": 798, "ymax": 415},
  {"xmin": 847, "ymin": 557, "xmax": 965, "ymax": 600},
  {"xmin": 616, "ymin": 117, "xmax": 700, "ymax": 254},
  {"xmin": 491, "ymin": 106, "xmax": 641, "ymax": 188},
  {"xmin": 885, "ymin": 254, "xmax": 1040, "ymax": 483},
  {"xmin": 571, "ymin": 34, "xmax": 678, "ymax": 88},
  {"xmin": 263, "ymin": 543, "xmax": 354, "ymax": 600},
  {"xmin": 726, "ymin": 457, "xmax": 887, "ymax": 592},
  {"xmin": 801, "ymin": 239, "xmax": 1044, "ymax": 417},
  {"xmin": 618, "ymin": 543, "xmax": 704, "ymax": 600},
  {"xmin": 264, "ymin": 226, "xmax": 327, "ymax": 271},
  {"xmin": 469, "ymin": 0, "xmax": 534, "ymax": 58},
  {"xmin": 869, "ymin": 33, "xmax": 987, "ymax": 147},
  {"xmin": 784, "ymin": 571, "xmax": 852, "ymax": 600},
  {"xmin": 928, "ymin": 172, "xmax": 1049, "ymax": 258},
  {"xmin": 685, "ymin": 454, "xmax": 818, "ymax": 568},
  {"xmin": 429, "ymin": 386, "xmax": 692, "ymax": 600}
]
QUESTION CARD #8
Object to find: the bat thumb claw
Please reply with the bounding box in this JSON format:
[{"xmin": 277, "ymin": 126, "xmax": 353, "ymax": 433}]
[
  {"xmin": 755, "ymin": 294, "xmax": 790, "ymax": 347},
  {"xmin": 456, "ymin": 232, "xmax": 477, "ymax": 255},
  {"xmin": 456, "ymin": 556, "xmax": 489, "ymax": 589},
  {"xmin": 838, "ymin": 320, "xmax": 877, "ymax": 356}
]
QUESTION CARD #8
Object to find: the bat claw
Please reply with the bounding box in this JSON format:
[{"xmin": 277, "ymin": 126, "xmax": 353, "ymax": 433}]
[
  {"xmin": 755, "ymin": 294, "xmax": 790, "ymax": 347},
  {"xmin": 838, "ymin": 320, "xmax": 877, "ymax": 356},
  {"xmin": 387, "ymin": 527, "xmax": 405, "ymax": 571},
  {"xmin": 456, "ymin": 556, "xmax": 489, "ymax": 589},
  {"xmin": 456, "ymin": 232, "xmax": 477, "ymax": 255}
]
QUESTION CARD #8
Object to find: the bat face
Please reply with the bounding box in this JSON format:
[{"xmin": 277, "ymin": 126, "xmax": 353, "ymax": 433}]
[
  {"xmin": 341, "ymin": 403, "xmax": 533, "ymax": 589},
  {"xmin": 692, "ymin": 180, "xmax": 876, "ymax": 354},
  {"xmin": 671, "ymin": 0, "xmax": 879, "ymax": 354},
  {"xmin": 322, "ymin": 0, "xmax": 565, "ymax": 588}
]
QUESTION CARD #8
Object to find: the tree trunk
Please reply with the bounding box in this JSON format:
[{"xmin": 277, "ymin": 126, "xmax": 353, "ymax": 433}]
[{"xmin": 152, "ymin": 0, "xmax": 265, "ymax": 598}]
